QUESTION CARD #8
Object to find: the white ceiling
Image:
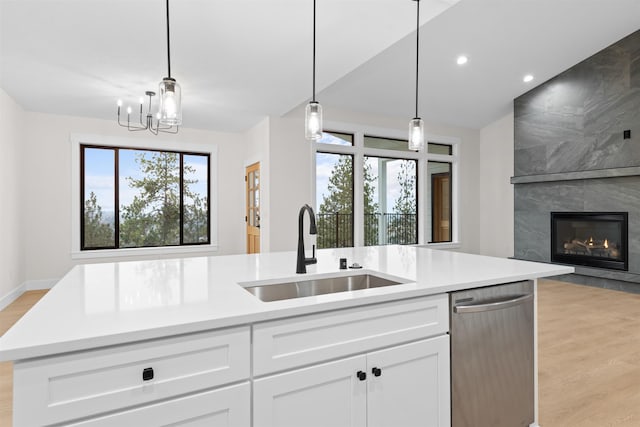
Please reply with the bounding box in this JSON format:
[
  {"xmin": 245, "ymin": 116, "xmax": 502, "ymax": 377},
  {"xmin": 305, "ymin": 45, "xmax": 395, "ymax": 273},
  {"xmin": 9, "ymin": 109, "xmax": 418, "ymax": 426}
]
[{"xmin": 1, "ymin": 0, "xmax": 639, "ymax": 133}]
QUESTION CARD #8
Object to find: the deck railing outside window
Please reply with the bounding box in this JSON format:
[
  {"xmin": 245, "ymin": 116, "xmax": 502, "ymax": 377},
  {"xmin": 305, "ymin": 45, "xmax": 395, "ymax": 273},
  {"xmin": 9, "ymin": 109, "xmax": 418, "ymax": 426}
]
[{"xmin": 317, "ymin": 213, "xmax": 417, "ymax": 249}]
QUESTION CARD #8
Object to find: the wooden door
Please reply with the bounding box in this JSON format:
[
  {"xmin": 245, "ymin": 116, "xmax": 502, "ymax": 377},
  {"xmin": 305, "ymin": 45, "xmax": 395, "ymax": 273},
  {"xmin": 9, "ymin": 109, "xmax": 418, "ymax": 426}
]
[
  {"xmin": 432, "ymin": 172, "xmax": 451, "ymax": 242},
  {"xmin": 367, "ymin": 336, "xmax": 451, "ymax": 427},
  {"xmin": 253, "ymin": 355, "xmax": 367, "ymax": 427},
  {"xmin": 246, "ymin": 162, "xmax": 260, "ymax": 254}
]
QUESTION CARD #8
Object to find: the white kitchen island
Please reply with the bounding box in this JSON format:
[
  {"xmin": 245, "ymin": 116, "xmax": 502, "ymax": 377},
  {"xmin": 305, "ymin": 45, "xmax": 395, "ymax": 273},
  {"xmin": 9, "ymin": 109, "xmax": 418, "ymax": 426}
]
[{"xmin": 0, "ymin": 246, "xmax": 572, "ymax": 426}]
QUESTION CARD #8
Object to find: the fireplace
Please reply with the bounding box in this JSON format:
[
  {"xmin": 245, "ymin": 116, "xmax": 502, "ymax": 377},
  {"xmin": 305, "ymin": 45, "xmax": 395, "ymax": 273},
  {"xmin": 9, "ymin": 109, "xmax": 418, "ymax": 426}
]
[{"xmin": 551, "ymin": 212, "xmax": 628, "ymax": 271}]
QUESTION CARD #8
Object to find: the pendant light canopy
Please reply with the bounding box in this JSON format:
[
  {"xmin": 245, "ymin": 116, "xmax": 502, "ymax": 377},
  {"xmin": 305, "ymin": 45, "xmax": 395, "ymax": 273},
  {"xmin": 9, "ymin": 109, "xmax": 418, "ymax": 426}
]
[
  {"xmin": 408, "ymin": 0, "xmax": 424, "ymax": 151},
  {"xmin": 116, "ymin": 0, "xmax": 181, "ymax": 134},
  {"xmin": 305, "ymin": 0, "xmax": 323, "ymax": 141}
]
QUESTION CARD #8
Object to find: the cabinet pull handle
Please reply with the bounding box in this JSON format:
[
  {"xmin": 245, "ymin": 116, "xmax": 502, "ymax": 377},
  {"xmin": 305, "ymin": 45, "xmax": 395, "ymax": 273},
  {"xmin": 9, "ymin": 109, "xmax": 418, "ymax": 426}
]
[
  {"xmin": 372, "ymin": 367, "xmax": 382, "ymax": 377},
  {"xmin": 356, "ymin": 370, "xmax": 367, "ymax": 381},
  {"xmin": 142, "ymin": 367, "xmax": 154, "ymax": 381},
  {"xmin": 453, "ymin": 293, "xmax": 533, "ymax": 314}
]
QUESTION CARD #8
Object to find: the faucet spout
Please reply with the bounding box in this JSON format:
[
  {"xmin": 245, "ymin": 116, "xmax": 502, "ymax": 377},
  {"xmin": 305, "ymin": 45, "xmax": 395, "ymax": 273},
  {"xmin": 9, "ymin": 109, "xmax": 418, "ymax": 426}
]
[{"xmin": 297, "ymin": 204, "xmax": 318, "ymax": 274}]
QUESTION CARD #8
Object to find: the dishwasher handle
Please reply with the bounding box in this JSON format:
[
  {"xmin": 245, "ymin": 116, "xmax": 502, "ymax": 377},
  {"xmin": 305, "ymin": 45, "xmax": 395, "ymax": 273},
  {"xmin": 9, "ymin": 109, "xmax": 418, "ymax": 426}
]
[{"xmin": 453, "ymin": 293, "xmax": 533, "ymax": 314}]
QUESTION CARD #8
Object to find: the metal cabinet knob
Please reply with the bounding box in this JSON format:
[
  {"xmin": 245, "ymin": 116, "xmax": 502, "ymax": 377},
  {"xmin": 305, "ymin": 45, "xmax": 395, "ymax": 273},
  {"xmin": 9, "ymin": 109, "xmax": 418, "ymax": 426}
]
[
  {"xmin": 142, "ymin": 367, "xmax": 154, "ymax": 381},
  {"xmin": 372, "ymin": 367, "xmax": 382, "ymax": 377},
  {"xmin": 356, "ymin": 370, "xmax": 367, "ymax": 381}
]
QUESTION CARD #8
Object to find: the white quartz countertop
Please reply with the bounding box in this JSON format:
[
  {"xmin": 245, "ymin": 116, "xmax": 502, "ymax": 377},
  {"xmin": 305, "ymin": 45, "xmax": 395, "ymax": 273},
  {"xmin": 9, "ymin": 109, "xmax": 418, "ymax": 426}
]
[{"xmin": 0, "ymin": 246, "xmax": 572, "ymax": 361}]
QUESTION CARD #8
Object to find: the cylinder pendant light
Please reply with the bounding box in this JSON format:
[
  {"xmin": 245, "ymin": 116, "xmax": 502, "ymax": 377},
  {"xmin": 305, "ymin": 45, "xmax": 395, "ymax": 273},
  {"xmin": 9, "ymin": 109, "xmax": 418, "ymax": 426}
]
[
  {"xmin": 305, "ymin": 0, "xmax": 323, "ymax": 141},
  {"xmin": 408, "ymin": 0, "xmax": 424, "ymax": 151},
  {"xmin": 158, "ymin": 0, "xmax": 182, "ymax": 126}
]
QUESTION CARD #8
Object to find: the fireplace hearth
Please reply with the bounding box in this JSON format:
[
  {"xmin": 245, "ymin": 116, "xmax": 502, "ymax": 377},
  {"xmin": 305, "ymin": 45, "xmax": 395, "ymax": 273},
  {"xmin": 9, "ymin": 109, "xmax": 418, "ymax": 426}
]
[{"xmin": 551, "ymin": 212, "xmax": 628, "ymax": 271}]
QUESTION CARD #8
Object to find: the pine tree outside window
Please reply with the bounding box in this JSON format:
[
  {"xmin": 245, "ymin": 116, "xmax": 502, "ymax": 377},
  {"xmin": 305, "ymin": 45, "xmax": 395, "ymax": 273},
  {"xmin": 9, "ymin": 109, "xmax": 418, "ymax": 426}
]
[
  {"xmin": 364, "ymin": 156, "xmax": 417, "ymax": 246},
  {"xmin": 81, "ymin": 145, "xmax": 210, "ymax": 250},
  {"xmin": 314, "ymin": 128, "xmax": 458, "ymax": 248}
]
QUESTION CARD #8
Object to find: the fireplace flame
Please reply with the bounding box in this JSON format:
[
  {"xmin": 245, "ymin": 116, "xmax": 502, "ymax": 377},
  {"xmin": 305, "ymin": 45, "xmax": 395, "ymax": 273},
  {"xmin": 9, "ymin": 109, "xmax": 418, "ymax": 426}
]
[
  {"xmin": 588, "ymin": 236, "xmax": 594, "ymax": 246},
  {"xmin": 604, "ymin": 239, "xmax": 609, "ymax": 249}
]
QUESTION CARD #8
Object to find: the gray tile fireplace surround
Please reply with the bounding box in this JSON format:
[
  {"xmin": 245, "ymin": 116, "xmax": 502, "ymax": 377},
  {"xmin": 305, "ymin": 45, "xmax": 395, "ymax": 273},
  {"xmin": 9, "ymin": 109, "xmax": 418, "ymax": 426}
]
[
  {"xmin": 513, "ymin": 173, "xmax": 640, "ymax": 291},
  {"xmin": 513, "ymin": 28, "xmax": 640, "ymax": 292}
]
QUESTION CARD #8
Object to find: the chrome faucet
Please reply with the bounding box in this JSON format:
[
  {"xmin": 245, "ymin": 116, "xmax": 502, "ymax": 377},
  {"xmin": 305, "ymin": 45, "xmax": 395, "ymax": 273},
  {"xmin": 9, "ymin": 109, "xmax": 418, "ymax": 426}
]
[{"xmin": 297, "ymin": 204, "xmax": 318, "ymax": 274}]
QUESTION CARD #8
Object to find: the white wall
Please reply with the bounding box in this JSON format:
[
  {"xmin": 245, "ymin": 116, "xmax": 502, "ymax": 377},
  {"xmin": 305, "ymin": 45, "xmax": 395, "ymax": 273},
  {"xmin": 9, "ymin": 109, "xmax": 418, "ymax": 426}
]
[
  {"xmin": 0, "ymin": 89, "xmax": 26, "ymax": 306},
  {"xmin": 268, "ymin": 116, "xmax": 315, "ymax": 252},
  {"xmin": 266, "ymin": 106, "xmax": 482, "ymax": 255},
  {"xmin": 479, "ymin": 111, "xmax": 514, "ymax": 258},
  {"xmin": 21, "ymin": 112, "xmax": 247, "ymax": 282},
  {"xmin": 2, "ymin": 98, "xmax": 492, "ymax": 301}
]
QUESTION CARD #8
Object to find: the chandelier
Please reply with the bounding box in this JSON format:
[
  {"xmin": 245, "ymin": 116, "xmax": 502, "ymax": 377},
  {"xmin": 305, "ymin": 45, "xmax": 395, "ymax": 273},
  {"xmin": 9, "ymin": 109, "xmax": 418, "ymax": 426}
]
[{"xmin": 117, "ymin": 0, "xmax": 182, "ymax": 134}]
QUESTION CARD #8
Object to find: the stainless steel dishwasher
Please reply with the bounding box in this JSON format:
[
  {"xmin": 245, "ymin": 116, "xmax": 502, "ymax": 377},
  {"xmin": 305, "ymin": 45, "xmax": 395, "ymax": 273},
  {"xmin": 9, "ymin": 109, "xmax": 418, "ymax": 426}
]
[{"xmin": 450, "ymin": 281, "xmax": 534, "ymax": 427}]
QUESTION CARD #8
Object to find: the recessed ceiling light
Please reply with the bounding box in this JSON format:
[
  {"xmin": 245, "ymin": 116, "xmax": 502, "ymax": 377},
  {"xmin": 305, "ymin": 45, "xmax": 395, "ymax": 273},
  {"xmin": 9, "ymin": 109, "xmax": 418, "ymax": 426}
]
[
  {"xmin": 456, "ymin": 55, "xmax": 468, "ymax": 65},
  {"xmin": 523, "ymin": 74, "xmax": 534, "ymax": 83}
]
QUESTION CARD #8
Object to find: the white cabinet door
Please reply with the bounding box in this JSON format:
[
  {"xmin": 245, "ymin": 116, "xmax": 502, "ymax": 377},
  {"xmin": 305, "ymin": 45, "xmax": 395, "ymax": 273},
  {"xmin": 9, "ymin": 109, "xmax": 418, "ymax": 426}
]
[
  {"xmin": 367, "ymin": 336, "xmax": 451, "ymax": 427},
  {"xmin": 253, "ymin": 355, "xmax": 367, "ymax": 427},
  {"xmin": 67, "ymin": 382, "xmax": 250, "ymax": 427}
]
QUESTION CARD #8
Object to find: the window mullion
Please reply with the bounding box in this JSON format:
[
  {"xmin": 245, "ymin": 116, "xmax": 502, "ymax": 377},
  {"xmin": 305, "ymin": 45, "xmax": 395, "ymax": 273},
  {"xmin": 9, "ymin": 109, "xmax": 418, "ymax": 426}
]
[
  {"xmin": 114, "ymin": 148, "xmax": 120, "ymax": 249},
  {"xmin": 179, "ymin": 153, "xmax": 184, "ymax": 245},
  {"xmin": 80, "ymin": 146, "xmax": 86, "ymax": 250},
  {"xmin": 353, "ymin": 131, "xmax": 364, "ymax": 247}
]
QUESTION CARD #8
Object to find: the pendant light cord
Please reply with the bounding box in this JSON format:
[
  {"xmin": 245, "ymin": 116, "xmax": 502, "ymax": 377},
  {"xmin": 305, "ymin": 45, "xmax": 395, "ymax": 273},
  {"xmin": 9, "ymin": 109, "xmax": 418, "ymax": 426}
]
[
  {"xmin": 166, "ymin": 0, "xmax": 172, "ymax": 78},
  {"xmin": 312, "ymin": 0, "xmax": 316, "ymax": 103},
  {"xmin": 415, "ymin": 0, "xmax": 420, "ymax": 118}
]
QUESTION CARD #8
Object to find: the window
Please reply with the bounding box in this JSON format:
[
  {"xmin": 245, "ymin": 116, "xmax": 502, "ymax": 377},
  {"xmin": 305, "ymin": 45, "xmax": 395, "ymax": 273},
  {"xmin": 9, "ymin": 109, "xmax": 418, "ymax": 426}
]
[
  {"xmin": 81, "ymin": 144, "xmax": 210, "ymax": 250},
  {"xmin": 364, "ymin": 135, "xmax": 413, "ymax": 152},
  {"xmin": 318, "ymin": 131, "xmax": 353, "ymax": 146},
  {"xmin": 427, "ymin": 143, "xmax": 452, "ymax": 155},
  {"xmin": 314, "ymin": 128, "xmax": 457, "ymax": 248},
  {"xmin": 364, "ymin": 156, "xmax": 417, "ymax": 245},
  {"xmin": 316, "ymin": 150, "xmax": 354, "ymax": 248}
]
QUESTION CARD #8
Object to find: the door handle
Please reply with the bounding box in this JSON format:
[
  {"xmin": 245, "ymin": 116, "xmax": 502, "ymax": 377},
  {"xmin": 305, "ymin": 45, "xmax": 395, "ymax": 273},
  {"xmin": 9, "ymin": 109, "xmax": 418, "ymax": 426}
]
[{"xmin": 454, "ymin": 293, "xmax": 533, "ymax": 314}]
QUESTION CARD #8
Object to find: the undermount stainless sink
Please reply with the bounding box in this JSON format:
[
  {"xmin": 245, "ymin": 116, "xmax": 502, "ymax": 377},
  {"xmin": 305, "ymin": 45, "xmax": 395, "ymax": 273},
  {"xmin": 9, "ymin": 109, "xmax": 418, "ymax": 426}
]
[{"xmin": 242, "ymin": 273, "xmax": 408, "ymax": 302}]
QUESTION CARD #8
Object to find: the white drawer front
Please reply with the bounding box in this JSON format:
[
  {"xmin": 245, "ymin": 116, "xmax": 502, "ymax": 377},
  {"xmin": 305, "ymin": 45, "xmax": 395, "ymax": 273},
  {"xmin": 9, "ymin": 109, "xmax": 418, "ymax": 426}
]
[
  {"xmin": 14, "ymin": 326, "xmax": 250, "ymax": 426},
  {"xmin": 67, "ymin": 382, "xmax": 250, "ymax": 427},
  {"xmin": 253, "ymin": 295, "xmax": 448, "ymax": 376}
]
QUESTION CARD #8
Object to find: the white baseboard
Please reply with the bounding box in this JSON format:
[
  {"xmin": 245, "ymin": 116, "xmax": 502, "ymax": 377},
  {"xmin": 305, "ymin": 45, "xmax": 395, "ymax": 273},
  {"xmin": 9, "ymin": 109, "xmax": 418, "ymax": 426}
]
[{"xmin": 0, "ymin": 279, "xmax": 57, "ymax": 311}]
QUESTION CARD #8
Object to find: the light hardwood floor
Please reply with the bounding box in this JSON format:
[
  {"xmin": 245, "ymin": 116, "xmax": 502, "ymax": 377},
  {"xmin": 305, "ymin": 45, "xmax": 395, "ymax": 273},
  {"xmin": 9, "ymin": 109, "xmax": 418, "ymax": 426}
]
[
  {"xmin": 0, "ymin": 290, "xmax": 48, "ymax": 427},
  {"xmin": 0, "ymin": 282, "xmax": 639, "ymax": 426},
  {"xmin": 538, "ymin": 279, "xmax": 640, "ymax": 426}
]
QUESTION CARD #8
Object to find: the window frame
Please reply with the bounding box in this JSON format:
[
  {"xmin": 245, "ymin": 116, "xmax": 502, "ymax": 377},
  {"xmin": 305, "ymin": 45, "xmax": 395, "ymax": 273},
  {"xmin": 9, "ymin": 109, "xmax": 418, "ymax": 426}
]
[
  {"xmin": 363, "ymin": 154, "xmax": 419, "ymax": 246},
  {"xmin": 315, "ymin": 150, "xmax": 355, "ymax": 248},
  {"xmin": 80, "ymin": 144, "xmax": 211, "ymax": 251},
  {"xmin": 71, "ymin": 134, "xmax": 219, "ymax": 260},
  {"xmin": 313, "ymin": 122, "xmax": 459, "ymax": 248}
]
